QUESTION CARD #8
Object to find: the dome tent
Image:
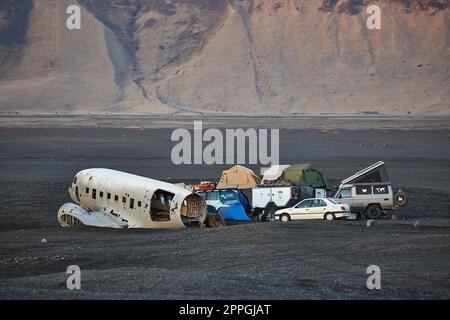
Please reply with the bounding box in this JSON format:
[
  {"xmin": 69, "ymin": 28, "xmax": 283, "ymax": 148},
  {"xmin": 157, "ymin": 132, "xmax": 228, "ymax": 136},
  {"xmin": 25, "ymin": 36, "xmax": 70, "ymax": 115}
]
[
  {"xmin": 281, "ymin": 164, "xmax": 330, "ymax": 190},
  {"xmin": 216, "ymin": 165, "xmax": 261, "ymax": 189}
]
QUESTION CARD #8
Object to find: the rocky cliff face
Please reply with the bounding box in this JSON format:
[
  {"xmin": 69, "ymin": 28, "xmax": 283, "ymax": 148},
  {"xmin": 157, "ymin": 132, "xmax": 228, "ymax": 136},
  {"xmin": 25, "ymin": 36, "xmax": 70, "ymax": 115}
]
[{"xmin": 0, "ymin": 0, "xmax": 449, "ymax": 115}]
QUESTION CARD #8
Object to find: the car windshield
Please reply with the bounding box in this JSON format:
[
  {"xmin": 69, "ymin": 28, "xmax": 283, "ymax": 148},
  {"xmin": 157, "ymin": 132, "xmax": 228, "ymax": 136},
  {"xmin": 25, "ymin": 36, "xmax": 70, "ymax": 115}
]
[{"xmin": 328, "ymin": 198, "xmax": 341, "ymax": 204}]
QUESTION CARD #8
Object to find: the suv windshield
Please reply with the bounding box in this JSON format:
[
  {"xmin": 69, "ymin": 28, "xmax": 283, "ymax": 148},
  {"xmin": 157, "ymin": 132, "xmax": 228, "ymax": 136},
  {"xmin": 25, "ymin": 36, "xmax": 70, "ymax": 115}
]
[{"xmin": 337, "ymin": 188, "xmax": 351, "ymax": 198}]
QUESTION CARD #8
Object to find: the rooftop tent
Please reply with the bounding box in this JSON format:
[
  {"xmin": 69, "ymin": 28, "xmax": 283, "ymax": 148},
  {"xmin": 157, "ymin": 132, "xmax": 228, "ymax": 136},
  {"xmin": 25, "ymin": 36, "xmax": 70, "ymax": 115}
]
[
  {"xmin": 262, "ymin": 164, "xmax": 291, "ymax": 182},
  {"xmin": 340, "ymin": 161, "xmax": 388, "ymax": 184},
  {"xmin": 281, "ymin": 164, "xmax": 330, "ymax": 190},
  {"xmin": 216, "ymin": 165, "xmax": 262, "ymax": 189}
]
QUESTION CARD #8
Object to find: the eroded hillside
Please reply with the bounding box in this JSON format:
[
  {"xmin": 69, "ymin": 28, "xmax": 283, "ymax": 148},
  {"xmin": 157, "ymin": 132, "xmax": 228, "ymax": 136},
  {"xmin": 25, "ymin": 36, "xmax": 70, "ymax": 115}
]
[{"xmin": 0, "ymin": 0, "xmax": 449, "ymax": 115}]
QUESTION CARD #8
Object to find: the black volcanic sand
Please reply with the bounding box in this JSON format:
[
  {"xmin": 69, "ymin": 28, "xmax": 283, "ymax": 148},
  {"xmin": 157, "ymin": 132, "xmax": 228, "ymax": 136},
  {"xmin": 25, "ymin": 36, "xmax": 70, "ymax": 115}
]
[{"xmin": 0, "ymin": 127, "xmax": 449, "ymax": 299}]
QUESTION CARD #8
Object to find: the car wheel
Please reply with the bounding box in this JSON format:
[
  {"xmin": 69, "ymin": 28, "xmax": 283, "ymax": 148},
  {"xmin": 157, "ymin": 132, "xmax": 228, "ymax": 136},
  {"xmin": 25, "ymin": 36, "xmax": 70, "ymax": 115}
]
[
  {"xmin": 324, "ymin": 213, "xmax": 335, "ymax": 221},
  {"xmin": 365, "ymin": 204, "xmax": 382, "ymax": 219},
  {"xmin": 280, "ymin": 213, "xmax": 291, "ymax": 222}
]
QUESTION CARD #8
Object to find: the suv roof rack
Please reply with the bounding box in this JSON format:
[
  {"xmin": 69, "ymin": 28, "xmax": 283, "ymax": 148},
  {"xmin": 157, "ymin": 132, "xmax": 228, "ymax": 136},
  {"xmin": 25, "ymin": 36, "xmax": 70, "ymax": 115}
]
[
  {"xmin": 341, "ymin": 182, "xmax": 391, "ymax": 187},
  {"xmin": 340, "ymin": 161, "xmax": 387, "ymax": 185}
]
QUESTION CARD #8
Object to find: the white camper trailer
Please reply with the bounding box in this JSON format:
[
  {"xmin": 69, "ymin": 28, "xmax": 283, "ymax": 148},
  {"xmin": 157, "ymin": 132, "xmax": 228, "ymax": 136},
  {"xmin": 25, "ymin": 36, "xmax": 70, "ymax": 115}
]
[{"xmin": 58, "ymin": 169, "xmax": 207, "ymax": 229}]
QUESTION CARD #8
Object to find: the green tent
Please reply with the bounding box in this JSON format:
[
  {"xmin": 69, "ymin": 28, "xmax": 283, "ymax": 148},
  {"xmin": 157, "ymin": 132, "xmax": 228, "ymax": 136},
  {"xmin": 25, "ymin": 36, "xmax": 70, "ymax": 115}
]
[{"xmin": 281, "ymin": 164, "xmax": 330, "ymax": 190}]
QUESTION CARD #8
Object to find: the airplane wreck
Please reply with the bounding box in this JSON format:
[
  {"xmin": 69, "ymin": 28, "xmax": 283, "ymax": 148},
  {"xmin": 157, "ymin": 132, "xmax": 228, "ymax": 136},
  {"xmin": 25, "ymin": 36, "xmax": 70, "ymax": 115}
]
[{"xmin": 58, "ymin": 169, "xmax": 207, "ymax": 229}]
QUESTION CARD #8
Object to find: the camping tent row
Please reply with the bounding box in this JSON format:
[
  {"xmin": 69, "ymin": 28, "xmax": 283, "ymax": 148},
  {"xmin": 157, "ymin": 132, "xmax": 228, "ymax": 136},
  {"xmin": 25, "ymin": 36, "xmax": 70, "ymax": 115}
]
[{"xmin": 216, "ymin": 164, "xmax": 329, "ymax": 190}]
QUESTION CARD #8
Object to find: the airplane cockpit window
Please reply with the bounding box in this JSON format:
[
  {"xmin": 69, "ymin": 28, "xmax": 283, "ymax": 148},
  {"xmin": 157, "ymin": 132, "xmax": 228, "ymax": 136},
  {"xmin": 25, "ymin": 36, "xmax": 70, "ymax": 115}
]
[
  {"xmin": 75, "ymin": 186, "xmax": 80, "ymax": 202},
  {"xmin": 73, "ymin": 177, "xmax": 77, "ymax": 185},
  {"xmin": 150, "ymin": 190, "xmax": 174, "ymax": 222}
]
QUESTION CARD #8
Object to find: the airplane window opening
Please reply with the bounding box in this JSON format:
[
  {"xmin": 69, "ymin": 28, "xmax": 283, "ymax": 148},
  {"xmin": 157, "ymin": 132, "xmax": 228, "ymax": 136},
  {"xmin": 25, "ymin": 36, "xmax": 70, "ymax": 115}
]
[
  {"xmin": 100, "ymin": 191, "xmax": 104, "ymax": 198},
  {"xmin": 86, "ymin": 187, "xmax": 89, "ymax": 193},
  {"xmin": 150, "ymin": 190, "xmax": 174, "ymax": 222},
  {"xmin": 92, "ymin": 189, "xmax": 96, "ymax": 199},
  {"xmin": 75, "ymin": 186, "xmax": 80, "ymax": 202},
  {"xmin": 137, "ymin": 201, "xmax": 142, "ymax": 207},
  {"xmin": 122, "ymin": 196, "xmax": 126, "ymax": 203},
  {"xmin": 114, "ymin": 195, "xmax": 118, "ymax": 201},
  {"xmin": 130, "ymin": 198, "xmax": 134, "ymax": 209},
  {"xmin": 107, "ymin": 193, "xmax": 111, "ymax": 199}
]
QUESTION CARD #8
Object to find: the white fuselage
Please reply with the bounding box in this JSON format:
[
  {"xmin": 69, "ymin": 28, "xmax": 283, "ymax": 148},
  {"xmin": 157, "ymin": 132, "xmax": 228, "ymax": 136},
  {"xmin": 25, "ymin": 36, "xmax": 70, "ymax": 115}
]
[{"xmin": 59, "ymin": 168, "xmax": 206, "ymax": 229}]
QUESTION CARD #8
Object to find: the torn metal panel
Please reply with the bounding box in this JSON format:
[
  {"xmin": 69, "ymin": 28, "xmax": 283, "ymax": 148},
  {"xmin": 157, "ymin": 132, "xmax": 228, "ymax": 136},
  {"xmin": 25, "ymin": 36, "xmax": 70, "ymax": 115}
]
[{"xmin": 58, "ymin": 203, "xmax": 127, "ymax": 228}]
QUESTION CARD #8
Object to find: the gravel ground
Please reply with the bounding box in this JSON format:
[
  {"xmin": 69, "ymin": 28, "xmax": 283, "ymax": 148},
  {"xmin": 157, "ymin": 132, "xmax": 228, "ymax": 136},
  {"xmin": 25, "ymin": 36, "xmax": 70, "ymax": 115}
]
[
  {"xmin": 0, "ymin": 126, "xmax": 449, "ymax": 299},
  {"xmin": 0, "ymin": 218, "xmax": 449, "ymax": 299}
]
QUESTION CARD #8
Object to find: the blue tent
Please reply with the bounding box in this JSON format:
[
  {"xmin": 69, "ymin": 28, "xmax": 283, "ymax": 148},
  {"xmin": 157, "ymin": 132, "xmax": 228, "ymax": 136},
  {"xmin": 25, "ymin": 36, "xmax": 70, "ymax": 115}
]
[{"xmin": 218, "ymin": 203, "xmax": 251, "ymax": 222}]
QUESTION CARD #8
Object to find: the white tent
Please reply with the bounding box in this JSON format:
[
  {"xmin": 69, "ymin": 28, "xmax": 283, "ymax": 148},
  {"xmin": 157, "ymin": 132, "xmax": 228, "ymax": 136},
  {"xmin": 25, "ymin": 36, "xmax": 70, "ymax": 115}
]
[{"xmin": 262, "ymin": 165, "xmax": 291, "ymax": 182}]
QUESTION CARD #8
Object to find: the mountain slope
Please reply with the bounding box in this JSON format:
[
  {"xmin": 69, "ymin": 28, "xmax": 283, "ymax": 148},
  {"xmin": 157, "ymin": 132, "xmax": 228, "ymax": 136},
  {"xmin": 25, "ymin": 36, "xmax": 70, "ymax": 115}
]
[{"xmin": 0, "ymin": 0, "xmax": 449, "ymax": 115}]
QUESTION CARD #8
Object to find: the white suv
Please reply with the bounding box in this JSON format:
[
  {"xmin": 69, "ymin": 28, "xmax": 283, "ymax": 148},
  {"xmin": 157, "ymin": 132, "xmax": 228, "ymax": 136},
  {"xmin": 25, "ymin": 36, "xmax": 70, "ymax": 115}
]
[{"xmin": 334, "ymin": 183, "xmax": 408, "ymax": 219}]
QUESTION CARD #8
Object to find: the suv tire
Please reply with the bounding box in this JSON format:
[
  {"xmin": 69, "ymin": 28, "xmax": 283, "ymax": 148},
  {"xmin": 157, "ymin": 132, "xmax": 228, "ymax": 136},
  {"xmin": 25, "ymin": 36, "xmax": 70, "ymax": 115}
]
[
  {"xmin": 365, "ymin": 204, "xmax": 382, "ymax": 219},
  {"xmin": 393, "ymin": 190, "xmax": 408, "ymax": 207}
]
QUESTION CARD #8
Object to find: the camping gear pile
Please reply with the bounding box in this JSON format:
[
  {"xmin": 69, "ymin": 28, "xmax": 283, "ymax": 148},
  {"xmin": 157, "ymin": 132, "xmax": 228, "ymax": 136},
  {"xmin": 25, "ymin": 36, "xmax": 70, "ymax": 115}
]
[
  {"xmin": 200, "ymin": 164, "xmax": 329, "ymax": 226},
  {"xmin": 215, "ymin": 164, "xmax": 329, "ymax": 190},
  {"xmin": 193, "ymin": 181, "xmax": 217, "ymax": 191},
  {"xmin": 190, "ymin": 161, "xmax": 406, "ymax": 227}
]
